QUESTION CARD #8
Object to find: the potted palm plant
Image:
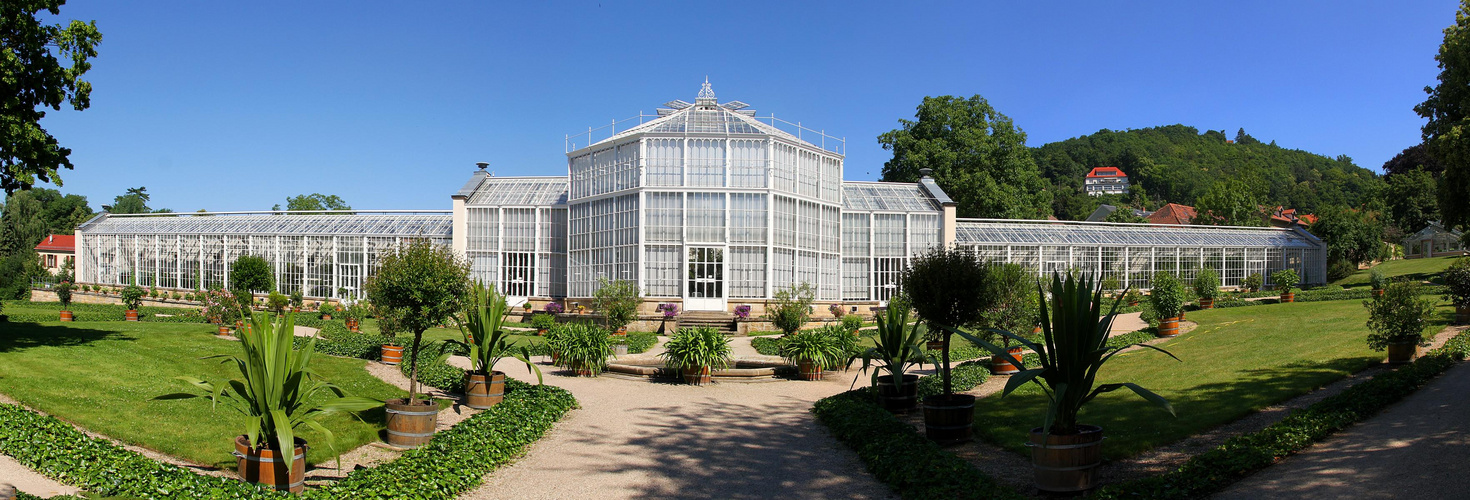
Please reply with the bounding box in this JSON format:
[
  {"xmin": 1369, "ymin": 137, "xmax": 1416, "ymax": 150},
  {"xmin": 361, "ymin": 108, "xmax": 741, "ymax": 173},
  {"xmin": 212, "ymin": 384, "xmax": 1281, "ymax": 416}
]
[
  {"xmin": 558, "ymin": 322, "xmax": 614, "ymax": 376},
  {"xmin": 120, "ymin": 284, "xmax": 145, "ymax": 321},
  {"xmin": 1194, "ymin": 267, "xmax": 1220, "ymax": 309},
  {"xmin": 1271, "ymin": 268, "xmax": 1301, "ymax": 303},
  {"xmin": 1150, "ymin": 272, "xmax": 1186, "ymax": 337},
  {"xmin": 660, "ymin": 326, "xmax": 731, "ymax": 385},
  {"xmin": 780, "ymin": 327, "xmax": 847, "ymax": 380},
  {"xmin": 1366, "ymin": 279, "xmax": 1436, "ymax": 364},
  {"xmin": 963, "ymin": 272, "xmax": 1178, "ymax": 493},
  {"xmin": 853, "ymin": 299, "xmax": 930, "ymax": 411},
  {"xmin": 1370, "ymin": 268, "xmax": 1389, "ymax": 298},
  {"xmin": 452, "ymin": 281, "xmax": 541, "ymax": 409},
  {"xmin": 1443, "ymin": 258, "xmax": 1470, "ymax": 324},
  {"xmin": 156, "ymin": 312, "xmax": 382, "ymax": 492}
]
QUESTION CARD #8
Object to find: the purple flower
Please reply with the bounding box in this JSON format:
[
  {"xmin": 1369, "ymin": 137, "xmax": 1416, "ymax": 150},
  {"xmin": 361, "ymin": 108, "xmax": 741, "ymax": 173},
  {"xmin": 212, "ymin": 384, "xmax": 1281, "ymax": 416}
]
[
  {"xmin": 544, "ymin": 302, "xmax": 564, "ymax": 314},
  {"xmin": 661, "ymin": 303, "xmax": 679, "ymax": 318},
  {"xmin": 734, "ymin": 304, "xmax": 751, "ymax": 318}
]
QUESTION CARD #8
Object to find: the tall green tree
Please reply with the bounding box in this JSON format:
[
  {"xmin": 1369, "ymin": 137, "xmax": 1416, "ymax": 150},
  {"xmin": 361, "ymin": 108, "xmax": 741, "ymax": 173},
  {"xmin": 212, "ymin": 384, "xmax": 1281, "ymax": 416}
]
[
  {"xmin": 1382, "ymin": 167, "xmax": 1440, "ymax": 232},
  {"xmin": 0, "ymin": 187, "xmax": 91, "ymax": 255},
  {"xmin": 365, "ymin": 239, "xmax": 470, "ymax": 404},
  {"xmin": 1382, "ymin": 144, "xmax": 1442, "ymax": 178},
  {"xmin": 272, "ymin": 193, "xmax": 352, "ymax": 213},
  {"xmin": 1311, "ymin": 205, "xmax": 1385, "ymax": 265},
  {"xmin": 1, "ymin": 0, "xmax": 102, "ymax": 194},
  {"xmin": 103, "ymin": 186, "xmax": 150, "ymax": 214},
  {"xmin": 1418, "ymin": 0, "xmax": 1470, "ymax": 227},
  {"xmin": 1194, "ymin": 179, "xmax": 1265, "ymax": 226},
  {"xmin": 880, "ymin": 95, "xmax": 1051, "ymax": 219}
]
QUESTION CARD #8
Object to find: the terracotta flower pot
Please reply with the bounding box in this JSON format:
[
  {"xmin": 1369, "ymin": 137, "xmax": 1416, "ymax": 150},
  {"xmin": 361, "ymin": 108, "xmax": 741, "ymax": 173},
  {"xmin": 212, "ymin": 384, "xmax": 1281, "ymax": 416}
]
[
  {"xmin": 1372, "ymin": 289, "xmax": 1385, "ymax": 298},
  {"xmin": 683, "ymin": 365, "xmax": 712, "ymax": 385},
  {"xmin": 796, "ymin": 359, "xmax": 823, "ymax": 381},
  {"xmin": 234, "ymin": 435, "xmax": 306, "ymax": 493}
]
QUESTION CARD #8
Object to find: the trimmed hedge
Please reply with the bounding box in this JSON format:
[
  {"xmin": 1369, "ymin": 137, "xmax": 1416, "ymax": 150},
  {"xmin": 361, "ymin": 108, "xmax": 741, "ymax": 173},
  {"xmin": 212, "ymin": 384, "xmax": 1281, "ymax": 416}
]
[
  {"xmin": 813, "ymin": 389, "xmax": 1024, "ymax": 500},
  {"xmin": 1092, "ymin": 329, "xmax": 1470, "ymax": 499},
  {"xmin": 0, "ymin": 379, "xmax": 576, "ymax": 499},
  {"xmin": 400, "ymin": 341, "xmax": 469, "ymax": 393}
]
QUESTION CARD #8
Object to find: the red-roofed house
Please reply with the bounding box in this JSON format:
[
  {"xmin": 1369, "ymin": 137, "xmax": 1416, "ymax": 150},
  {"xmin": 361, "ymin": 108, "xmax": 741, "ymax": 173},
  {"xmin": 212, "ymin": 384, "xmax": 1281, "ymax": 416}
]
[
  {"xmin": 1147, "ymin": 203, "xmax": 1197, "ymax": 225},
  {"xmin": 1084, "ymin": 167, "xmax": 1129, "ymax": 196},
  {"xmin": 1267, "ymin": 206, "xmax": 1314, "ymax": 228},
  {"xmin": 34, "ymin": 234, "xmax": 75, "ymax": 275}
]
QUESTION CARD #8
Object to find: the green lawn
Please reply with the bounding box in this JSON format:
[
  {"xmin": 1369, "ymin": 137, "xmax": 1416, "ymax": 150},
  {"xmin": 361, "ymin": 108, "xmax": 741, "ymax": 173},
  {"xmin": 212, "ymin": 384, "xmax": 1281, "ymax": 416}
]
[
  {"xmin": 0, "ymin": 321, "xmax": 404, "ymax": 469},
  {"xmin": 1334, "ymin": 256, "xmax": 1459, "ymax": 288},
  {"xmin": 971, "ymin": 299, "xmax": 1454, "ymax": 460}
]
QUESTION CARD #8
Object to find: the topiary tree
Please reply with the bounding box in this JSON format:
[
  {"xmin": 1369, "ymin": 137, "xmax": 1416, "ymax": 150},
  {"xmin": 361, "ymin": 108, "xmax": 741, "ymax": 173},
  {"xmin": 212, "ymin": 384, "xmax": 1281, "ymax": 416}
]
[
  {"xmin": 1370, "ymin": 268, "xmax": 1389, "ymax": 291},
  {"xmin": 592, "ymin": 278, "xmax": 641, "ymax": 333},
  {"xmin": 1149, "ymin": 272, "xmax": 1185, "ymax": 320},
  {"xmin": 1442, "ymin": 258, "xmax": 1470, "ymax": 311},
  {"xmin": 364, "ymin": 239, "xmax": 470, "ymax": 405},
  {"xmin": 982, "ymin": 263, "xmax": 1038, "ymax": 346},
  {"xmin": 1193, "ymin": 267, "xmax": 1219, "ymax": 300},
  {"xmin": 903, "ymin": 247, "xmax": 997, "ymax": 396},
  {"xmin": 229, "ymin": 255, "xmax": 274, "ymax": 295},
  {"xmin": 1270, "ymin": 269, "xmax": 1301, "ymax": 295},
  {"xmin": 1365, "ymin": 279, "xmax": 1436, "ymax": 351},
  {"xmin": 1242, "ymin": 272, "xmax": 1264, "ymax": 292},
  {"xmin": 766, "ymin": 282, "xmax": 815, "ymax": 336},
  {"xmin": 120, "ymin": 284, "xmax": 144, "ymax": 311}
]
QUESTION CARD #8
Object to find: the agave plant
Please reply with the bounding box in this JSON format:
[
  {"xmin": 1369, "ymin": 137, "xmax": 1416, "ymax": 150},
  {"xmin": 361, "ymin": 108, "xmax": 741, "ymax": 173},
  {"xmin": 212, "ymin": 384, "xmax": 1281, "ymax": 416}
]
[
  {"xmin": 779, "ymin": 326, "xmax": 848, "ymax": 369},
  {"xmin": 955, "ymin": 272, "xmax": 1178, "ymax": 435},
  {"xmin": 451, "ymin": 281, "xmax": 541, "ymax": 382},
  {"xmin": 852, "ymin": 299, "xmax": 931, "ymax": 388},
  {"xmin": 660, "ymin": 326, "xmax": 731, "ymax": 371},
  {"xmin": 156, "ymin": 312, "xmax": 383, "ymax": 461}
]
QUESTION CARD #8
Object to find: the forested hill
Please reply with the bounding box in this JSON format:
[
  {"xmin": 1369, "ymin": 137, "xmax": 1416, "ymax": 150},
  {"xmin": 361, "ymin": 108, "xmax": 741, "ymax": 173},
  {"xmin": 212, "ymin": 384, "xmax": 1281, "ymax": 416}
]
[{"xmin": 1032, "ymin": 125, "xmax": 1379, "ymax": 215}]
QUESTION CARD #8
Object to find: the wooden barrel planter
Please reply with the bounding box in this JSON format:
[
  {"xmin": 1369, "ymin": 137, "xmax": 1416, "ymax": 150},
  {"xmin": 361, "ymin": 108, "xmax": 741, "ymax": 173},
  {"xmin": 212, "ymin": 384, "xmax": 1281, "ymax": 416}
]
[
  {"xmin": 683, "ymin": 365, "xmax": 712, "ymax": 385},
  {"xmin": 322, "ymin": 314, "xmax": 333, "ymax": 320},
  {"xmin": 1387, "ymin": 342, "xmax": 1418, "ymax": 364},
  {"xmin": 217, "ymin": 325, "xmax": 232, "ymax": 336},
  {"xmin": 1457, "ymin": 307, "xmax": 1470, "ymax": 325},
  {"xmin": 1199, "ymin": 297, "xmax": 1214, "ymax": 309},
  {"xmin": 381, "ymin": 345, "xmax": 404, "ymax": 365},
  {"xmin": 233, "ymin": 435, "xmax": 306, "ymax": 493},
  {"xmin": 59, "ymin": 310, "xmax": 73, "ymax": 322},
  {"xmin": 876, "ymin": 374, "xmax": 919, "ymax": 412},
  {"xmin": 1280, "ymin": 292, "xmax": 1295, "ymax": 303},
  {"xmin": 796, "ymin": 359, "xmax": 823, "ymax": 381},
  {"xmin": 991, "ymin": 346, "xmax": 1024, "ymax": 375},
  {"xmin": 1157, "ymin": 318, "xmax": 1180, "ymax": 338},
  {"xmin": 0, "ymin": 482, "xmax": 15, "ymax": 500},
  {"xmin": 346, "ymin": 318, "xmax": 360, "ymax": 332},
  {"xmin": 464, "ymin": 371, "xmax": 506, "ymax": 409},
  {"xmin": 572, "ymin": 362, "xmax": 596, "ymax": 377},
  {"xmin": 926, "ymin": 340, "xmax": 947, "ymax": 352},
  {"xmin": 1029, "ymin": 425, "xmax": 1103, "ymax": 493},
  {"xmin": 125, "ymin": 309, "xmax": 139, "ymax": 321},
  {"xmin": 384, "ymin": 398, "xmax": 437, "ymax": 448},
  {"xmin": 922, "ymin": 394, "xmax": 975, "ymax": 445}
]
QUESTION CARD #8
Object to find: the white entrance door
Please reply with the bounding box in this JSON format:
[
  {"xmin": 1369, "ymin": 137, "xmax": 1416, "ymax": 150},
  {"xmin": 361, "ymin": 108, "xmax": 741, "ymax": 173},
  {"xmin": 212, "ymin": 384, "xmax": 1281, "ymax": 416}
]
[{"xmin": 685, "ymin": 247, "xmax": 725, "ymax": 311}]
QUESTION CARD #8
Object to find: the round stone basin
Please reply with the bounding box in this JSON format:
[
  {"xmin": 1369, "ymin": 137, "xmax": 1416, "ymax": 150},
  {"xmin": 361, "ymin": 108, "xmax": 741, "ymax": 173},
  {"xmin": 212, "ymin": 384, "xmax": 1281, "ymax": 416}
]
[{"xmin": 606, "ymin": 356, "xmax": 794, "ymax": 382}]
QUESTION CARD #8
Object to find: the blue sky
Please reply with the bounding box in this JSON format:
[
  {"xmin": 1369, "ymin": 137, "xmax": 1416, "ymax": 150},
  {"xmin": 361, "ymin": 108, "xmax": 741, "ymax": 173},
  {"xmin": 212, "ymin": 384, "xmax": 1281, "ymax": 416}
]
[{"xmin": 23, "ymin": 1, "xmax": 1460, "ymax": 212}]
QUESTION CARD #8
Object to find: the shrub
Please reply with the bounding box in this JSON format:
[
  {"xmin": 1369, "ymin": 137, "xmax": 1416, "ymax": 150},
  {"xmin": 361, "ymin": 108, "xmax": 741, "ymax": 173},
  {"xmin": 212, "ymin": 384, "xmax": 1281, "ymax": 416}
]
[
  {"xmin": 1193, "ymin": 267, "xmax": 1219, "ymax": 300},
  {"xmin": 841, "ymin": 314, "xmax": 864, "ymax": 332},
  {"xmin": 530, "ymin": 312, "xmax": 556, "ymax": 331},
  {"xmin": 1270, "ymin": 268, "xmax": 1301, "ymax": 294},
  {"xmin": 229, "ymin": 255, "xmax": 275, "ymax": 294},
  {"xmin": 266, "ymin": 291, "xmax": 289, "ymax": 312},
  {"xmin": 1123, "ymin": 288, "xmax": 1144, "ymax": 305},
  {"xmin": 119, "ymin": 284, "xmax": 145, "ymax": 310},
  {"xmin": 1442, "ymin": 258, "xmax": 1470, "ymax": 309},
  {"xmin": 1242, "ymin": 272, "xmax": 1264, "ymax": 292},
  {"xmin": 766, "ymin": 283, "xmax": 815, "ymax": 335},
  {"xmin": 55, "ymin": 279, "xmax": 73, "ymax": 309},
  {"xmin": 1365, "ymin": 280, "xmax": 1436, "ymax": 351},
  {"xmin": 592, "ymin": 278, "xmax": 641, "ymax": 332},
  {"xmin": 1149, "ymin": 272, "xmax": 1186, "ymax": 319},
  {"xmin": 1370, "ymin": 267, "xmax": 1389, "ymax": 290},
  {"xmin": 1327, "ymin": 259, "xmax": 1357, "ymax": 282},
  {"xmin": 1100, "ymin": 275, "xmax": 1123, "ymax": 293},
  {"xmin": 289, "ymin": 291, "xmax": 303, "ymax": 309}
]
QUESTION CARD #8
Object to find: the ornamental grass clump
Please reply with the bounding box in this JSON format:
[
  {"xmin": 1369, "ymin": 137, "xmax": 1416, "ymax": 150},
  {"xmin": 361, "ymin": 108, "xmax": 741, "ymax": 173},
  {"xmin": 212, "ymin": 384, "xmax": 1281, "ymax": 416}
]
[
  {"xmin": 556, "ymin": 322, "xmax": 614, "ymax": 376},
  {"xmin": 156, "ymin": 311, "xmax": 383, "ymax": 467},
  {"xmin": 1365, "ymin": 280, "xmax": 1436, "ymax": 351},
  {"xmin": 660, "ymin": 326, "xmax": 731, "ymax": 372},
  {"xmin": 780, "ymin": 326, "xmax": 850, "ymax": 371}
]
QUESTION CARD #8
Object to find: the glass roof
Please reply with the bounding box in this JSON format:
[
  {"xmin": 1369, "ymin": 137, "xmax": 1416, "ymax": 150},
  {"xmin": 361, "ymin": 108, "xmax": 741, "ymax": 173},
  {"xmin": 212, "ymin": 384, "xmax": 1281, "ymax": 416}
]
[
  {"xmin": 842, "ymin": 182, "xmax": 941, "ymax": 212},
  {"xmin": 78, "ymin": 212, "xmax": 453, "ymax": 237},
  {"xmin": 597, "ymin": 105, "xmax": 802, "ymax": 147},
  {"xmin": 467, "ymin": 177, "xmax": 568, "ymax": 206},
  {"xmin": 955, "ymin": 220, "xmax": 1322, "ymax": 248}
]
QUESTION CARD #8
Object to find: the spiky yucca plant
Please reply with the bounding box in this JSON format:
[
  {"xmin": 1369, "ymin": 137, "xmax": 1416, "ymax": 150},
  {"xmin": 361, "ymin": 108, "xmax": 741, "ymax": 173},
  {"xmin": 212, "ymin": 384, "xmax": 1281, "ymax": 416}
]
[
  {"xmin": 956, "ymin": 273, "xmax": 1178, "ymax": 435},
  {"xmin": 157, "ymin": 312, "xmax": 382, "ymax": 459},
  {"xmin": 453, "ymin": 280, "xmax": 541, "ymax": 382}
]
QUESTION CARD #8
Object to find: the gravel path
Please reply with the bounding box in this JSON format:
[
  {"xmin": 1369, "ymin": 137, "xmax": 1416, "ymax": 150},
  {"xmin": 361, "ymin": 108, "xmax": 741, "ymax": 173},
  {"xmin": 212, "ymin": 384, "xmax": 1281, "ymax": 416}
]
[
  {"xmin": 1214, "ymin": 342, "xmax": 1470, "ymax": 499},
  {"xmin": 462, "ymin": 336, "xmax": 893, "ymax": 500}
]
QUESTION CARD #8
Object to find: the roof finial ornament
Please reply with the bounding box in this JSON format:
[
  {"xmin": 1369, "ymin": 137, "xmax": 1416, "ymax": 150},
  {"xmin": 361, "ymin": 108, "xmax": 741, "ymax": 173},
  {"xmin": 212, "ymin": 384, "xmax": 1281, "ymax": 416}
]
[{"xmin": 696, "ymin": 77, "xmax": 716, "ymax": 107}]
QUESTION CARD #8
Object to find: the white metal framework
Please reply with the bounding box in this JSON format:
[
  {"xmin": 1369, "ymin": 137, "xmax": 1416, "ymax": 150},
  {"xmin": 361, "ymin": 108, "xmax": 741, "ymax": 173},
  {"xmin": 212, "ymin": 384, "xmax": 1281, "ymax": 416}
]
[
  {"xmin": 74, "ymin": 211, "xmax": 452, "ymax": 299},
  {"xmin": 954, "ymin": 219, "xmax": 1328, "ymax": 288}
]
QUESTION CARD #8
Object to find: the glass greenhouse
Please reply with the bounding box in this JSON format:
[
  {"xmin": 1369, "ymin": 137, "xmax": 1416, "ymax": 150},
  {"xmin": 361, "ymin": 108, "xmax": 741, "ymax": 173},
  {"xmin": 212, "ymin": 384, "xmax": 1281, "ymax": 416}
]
[{"xmin": 73, "ymin": 82, "xmax": 1328, "ymax": 308}]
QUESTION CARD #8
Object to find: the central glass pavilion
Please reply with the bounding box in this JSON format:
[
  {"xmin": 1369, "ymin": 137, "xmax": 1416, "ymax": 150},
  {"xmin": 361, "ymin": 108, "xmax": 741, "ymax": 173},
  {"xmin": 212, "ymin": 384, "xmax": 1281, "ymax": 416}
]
[{"xmin": 73, "ymin": 83, "xmax": 1328, "ymax": 311}]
